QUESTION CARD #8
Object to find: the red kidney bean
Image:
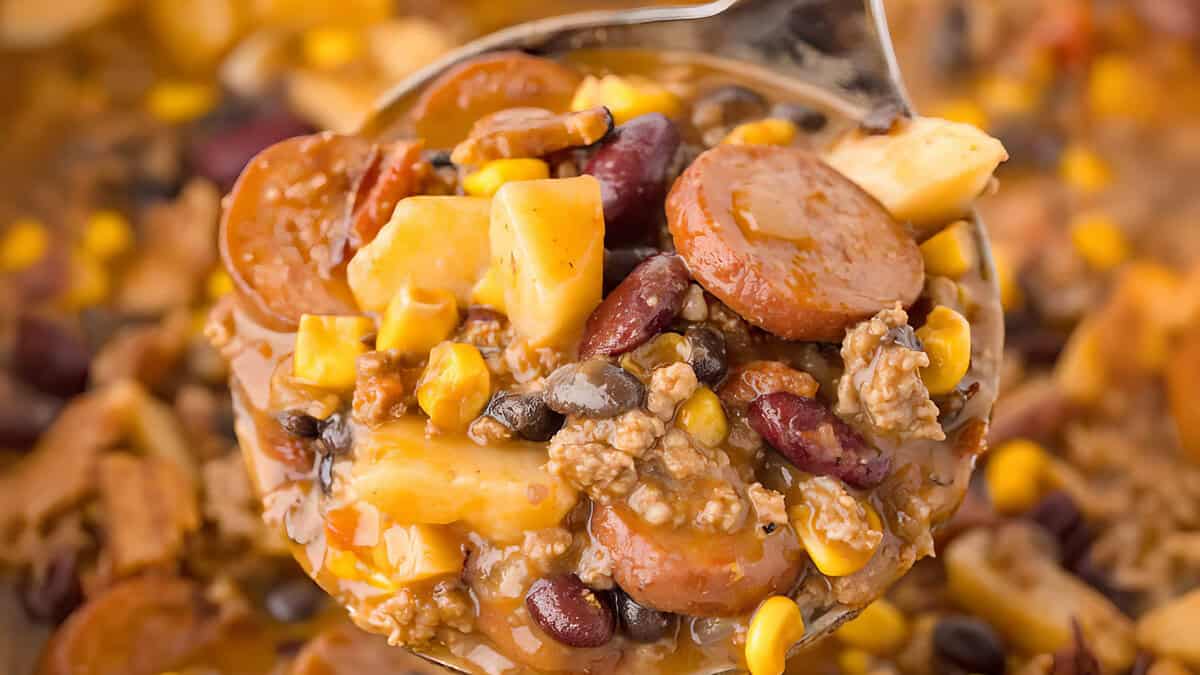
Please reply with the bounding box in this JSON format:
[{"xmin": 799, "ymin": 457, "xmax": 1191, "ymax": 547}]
[
  {"xmin": 1027, "ymin": 490, "xmax": 1092, "ymax": 569},
  {"xmin": 583, "ymin": 113, "xmax": 681, "ymax": 244},
  {"xmin": 189, "ymin": 109, "xmax": 314, "ymax": 191},
  {"xmin": 747, "ymin": 392, "xmax": 890, "ymax": 489},
  {"xmin": 580, "ymin": 253, "xmax": 690, "ymax": 359},
  {"xmin": 22, "ymin": 550, "xmax": 84, "ymax": 624},
  {"xmin": 525, "ymin": 574, "xmax": 615, "ymax": 648},
  {"xmin": 603, "ymin": 247, "xmax": 659, "ymax": 294},
  {"xmin": 932, "ymin": 615, "xmax": 1006, "ymax": 675},
  {"xmin": 484, "ymin": 391, "xmax": 564, "ymax": 442},
  {"xmin": 544, "ymin": 360, "xmax": 645, "ymax": 419},
  {"xmin": 614, "ymin": 588, "xmax": 675, "ymax": 643},
  {"xmin": 684, "ymin": 325, "xmax": 727, "ymax": 386},
  {"xmin": 14, "ymin": 314, "xmax": 90, "ymax": 398}
]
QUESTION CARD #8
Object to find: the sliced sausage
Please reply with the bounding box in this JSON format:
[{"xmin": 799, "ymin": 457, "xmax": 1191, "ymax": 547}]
[
  {"xmin": 220, "ymin": 133, "xmax": 373, "ymax": 330},
  {"xmin": 450, "ymin": 106, "xmax": 612, "ymax": 166},
  {"xmin": 666, "ymin": 145, "xmax": 923, "ymax": 342},
  {"xmin": 347, "ymin": 140, "xmax": 429, "ymax": 248},
  {"xmin": 406, "ymin": 52, "xmax": 583, "ymax": 150},
  {"xmin": 591, "ymin": 503, "xmax": 804, "ymax": 616}
]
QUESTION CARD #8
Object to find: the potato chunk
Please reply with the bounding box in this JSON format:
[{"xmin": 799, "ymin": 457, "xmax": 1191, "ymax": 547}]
[
  {"xmin": 353, "ymin": 418, "xmax": 578, "ymax": 542},
  {"xmin": 379, "ymin": 524, "xmax": 465, "ymax": 585},
  {"xmin": 823, "ymin": 117, "xmax": 1007, "ymax": 238},
  {"xmin": 490, "ymin": 176, "xmax": 605, "ymax": 348},
  {"xmin": 347, "ymin": 196, "xmax": 491, "ymax": 312}
]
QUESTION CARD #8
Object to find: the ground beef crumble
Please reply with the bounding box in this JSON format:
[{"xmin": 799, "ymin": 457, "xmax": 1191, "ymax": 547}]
[
  {"xmin": 364, "ymin": 581, "xmax": 474, "ymax": 647},
  {"xmin": 521, "ymin": 528, "xmax": 573, "ymax": 568},
  {"xmin": 647, "ymin": 362, "xmax": 699, "ymax": 421},
  {"xmin": 836, "ymin": 303, "xmax": 945, "ymax": 442},
  {"xmin": 748, "ymin": 482, "xmax": 789, "ymax": 529},
  {"xmin": 352, "ymin": 350, "xmax": 420, "ymax": 426},
  {"xmin": 800, "ymin": 475, "xmax": 884, "ymax": 553}
]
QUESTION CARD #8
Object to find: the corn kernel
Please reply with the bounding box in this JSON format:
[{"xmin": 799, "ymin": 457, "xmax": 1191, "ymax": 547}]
[
  {"xmin": 293, "ymin": 314, "xmax": 374, "ymax": 390},
  {"xmin": 915, "ymin": 306, "xmax": 971, "ymax": 396},
  {"xmin": 791, "ymin": 494, "xmax": 883, "ymax": 578},
  {"xmin": 933, "ymin": 100, "xmax": 989, "ymax": 131},
  {"xmin": 1088, "ymin": 54, "xmax": 1147, "ymax": 119},
  {"xmin": 1070, "ymin": 212, "xmax": 1129, "ymax": 271},
  {"xmin": 838, "ymin": 649, "xmax": 873, "ymax": 675},
  {"xmin": 722, "ymin": 118, "xmax": 798, "ymax": 146},
  {"xmin": 992, "ymin": 247, "xmax": 1023, "ymax": 312},
  {"xmin": 62, "ymin": 252, "xmax": 110, "ymax": 310},
  {"xmin": 620, "ymin": 332, "xmax": 689, "ymax": 379},
  {"xmin": 0, "ymin": 218, "xmax": 50, "ymax": 272},
  {"xmin": 325, "ymin": 546, "xmax": 362, "ymax": 580},
  {"xmin": 745, "ymin": 596, "xmax": 806, "ymax": 675},
  {"xmin": 206, "ymin": 268, "xmax": 235, "ymax": 300},
  {"xmin": 82, "ymin": 210, "xmax": 134, "ymax": 261},
  {"xmin": 977, "ymin": 75, "xmax": 1039, "ymax": 116},
  {"xmin": 1054, "ymin": 316, "xmax": 1107, "ymax": 404},
  {"xmin": 417, "ymin": 342, "xmax": 491, "ymax": 431},
  {"xmin": 463, "ymin": 158, "xmax": 550, "ymax": 197},
  {"xmin": 676, "ymin": 387, "xmax": 729, "ymax": 447},
  {"xmin": 920, "ymin": 221, "xmax": 974, "ymax": 278},
  {"xmin": 378, "ymin": 285, "xmax": 459, "ymax": 355},
  {"xmin": 835, "ymin": 599, "xmax": 909, "ymax": 655},
  {"xmin": 302, "ymin": 26, "xmax": 364, "ymax": 70},
  {"xmin": 985, "ymin": 439, "xmax": 1049, "ymax": 514},
  {"xmin": 1059, "ymin": 145, "xmax": 1112, "ymax": 193},
  {"xmin": 470, "ymin": 265, "xmax": 507, "ymax": 312},
  {"xmin": 570, "ymin": 74, "xmax": 682, "ymax": 125},
  {"xmin": 147, "ymin": 0, "xmax": 243, "ymax": 72},
  {"xmin": 147, "ymin": 81, "xmax": 218, "ymax": 124}
]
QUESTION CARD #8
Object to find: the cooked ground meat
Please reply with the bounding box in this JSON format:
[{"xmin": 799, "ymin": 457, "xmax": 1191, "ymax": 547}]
[
  {"xmin": 353, "ymin": 350, "xmax": 419, "ymax": 426},
  {"xmin": 647, "ymin": 362, "xmax": 699, "ymax": 421},
  {"xmin": 522, "ymin": 528, "xmax": 573, "ymax": 568},
  {"xmin": 548, "ymin": 409, "xmax": 666, "ymax": 497},
  {"xmin": 680, "ymin": 284, "xmax": 709, "ymax": 322},
  {"xmin": 801, "ymin": 475, "xmax": 884, "ymax": 554},
  {"xmin": 364, "ymin": 582, "xmax": 474, "ymax": 647},
  {"xmin": 747, "ymin": 483, "xmax": 789, "ymax": 530}
]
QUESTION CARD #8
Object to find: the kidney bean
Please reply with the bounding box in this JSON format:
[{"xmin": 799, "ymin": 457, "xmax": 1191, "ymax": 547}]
[
  {"xmin": 22, "ymin": 550, "xmax": 84, "ymax": 624},
  {"xmin": 614, "ymin": 588, "xmax": 675, "ymax": 643},
  {"xmin": 544, "ymin": 360, "xmax": 645, "ymax": 419},
  {"xmin": 684, "ymin": 325, "xmax": 727, "ymax": 386},
  {"xmin": 525, "ymin": 574, "xmax": 615, "ymax": 648},
  {"xmin": 583, "ymin": 113, "xmax": 681, "ymax": 244},
  {"xmin": 691, "ymin": 85, "xmax": 767, "ymax": 130},
  {"xmin": 318, "ymin": 412, "xmax": 352, "ymax": 456},
  {"xmin": 932, "ymin": 615, "xmax": 1006, "ymax": 675},
  {"xmin": 14, "ymin": 314, "xmax": 90, "ymax": 398},
  {"xmin": 265, "ymin": 577, "xmax": 326, "ymax": 623},
  {"xmin": 1027, "ymin": 490, "xmax": 1092, "ymax": 568},
  {"xmin": 278, "ymin": 410, "xmax": 321, "ymax": 439},
  {"xmin": 747, "ymin": 392, "xmax": 890, "ymax": 489},
  {"xmin": 603, "ymin": 247, "xmax": 659, "ymax": 294},
  {"xmin": 769, "ymin": 102, "xmax": 828, "ymax": 132},
  {"xmin": 580, "ymin": 253, "xmax": 690, "ymax": 359},
  {"xmin": 484, "ymin": 391, "xmax": 564, "ymax": 442},
  {"xmin": 189, "ymin": 109, "xmax": 314, "ymax": 192}
]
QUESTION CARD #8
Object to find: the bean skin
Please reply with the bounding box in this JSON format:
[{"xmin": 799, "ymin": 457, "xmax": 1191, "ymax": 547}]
[
  {"xmin": 614, "ymin": 588, "xmax": 676, "ymax": 643},
  {"xmin": 278, "ymin": 410, "xmax": 321, "ymax": 438},
  {"xmin": 932, "ymin": 615, "xmax": 1006, "ymax": 675},
  {"xmin": 580, "ymin": 253, "xmax": 690, "ymax": 359},
  {"xmin": 747, "ymin": 392, "xmax": 890, "ymax": 488},
  {"xmin": 525, "ymin": 574, "xmax": 615, "ymax": 648},
  {"xmin": 684, "ymin": 325, "xmax": 727, "ymax": 386},
  {"xmin": 584, "ymin": 113, "xmax": 681, "ymax": 244},
  {"xmin": 544, "ymin": 360, "xmax": 645, "ymax": 419},
  {"xmin": 484, "ymin": 391, "xmax": 565, "ymax": 442}
]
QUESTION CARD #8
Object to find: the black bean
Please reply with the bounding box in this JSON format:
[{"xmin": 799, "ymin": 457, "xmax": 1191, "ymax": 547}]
[
  {"xmin": 544, "ymin": 360, "xmax": 645, "ymax": 419},
  {"xmin": 318, "ymin": 412, "xmax": 352, "ymax": 456},
  {"xmin": 278, "ymin": 410, "xmax": 322, "ymax": 438},
  {"xmin": 685, "ymin": 325, "xmax": 727, "ymax": 386},
  {"xmin": 317, "ymin": 452, "xmax": 335, "ymax": 495},
  {"xmin": 265, "ymin": 577, "xmax": 326, "ymax": 623},
  {"xmin": 691, "ymin": 85, "xmax": 768, "ymax": 130},
  {"xmin": 525, "ymin": 574, "xmax": 615, "ymax": 648},
  {"xmin": 14, "ymin": 314, "xmax": 90, "ymax": 398},
  {"xmin": 580, "ymin": 253, "xmax": 691, "ymax": 359},
  {"xmin": 932, "ymin": 616, "xmax": 1006, "ymax": 675},
  {"xmin": 21, "ymin": 551, "xmax": 84, "ymax": 624},
  {"xmin": 614, "ymin": 588, "xmax": 675, "ymax": 643},
  {"xmin": 769, "ymin": 102, "xmax": 828, "ymax": 132},
  {"xmin": 748, "ymin": 392, "xmax": 890, "ymax": 489},
  {"xmin": 583, "ymin": 113, "xmax": 681, "ymax": 245},
  {"xmin": 1027, "ymin": 490, "xmax": 1092, "ymax": 568},
  {"xmin": 603, "ymin": 247, "xmax": 660, "ymax": 295},
  {"xmin": 484, "ymin": 392, "xmax": 564, "ymax": 442}
]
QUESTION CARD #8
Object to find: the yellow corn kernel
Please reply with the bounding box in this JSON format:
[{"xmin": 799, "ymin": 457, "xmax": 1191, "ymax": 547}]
[
  {"xmin": 1088, "ymin": 54, "xmax": 1147, "ymax": 119},
  {"xmin": 920, "ymin": 220, "xmax": 973, "ymax": 278},
  {"xmin": 0, "ymin": 218, "xmax": 50, "ymax": 272},
  {"xmin": 746, "ymin": 596, "xmax": 806, "ymax": 675},
  {"xmin": 620, "ymin": 332, "xmax": 689, "ymax": 379},
  {"xmin": 570, "ymin": 74, "xmax": 682, "ymax": 125},
  {"xmin": 676, "ymin": 387, "xmax": 729, "ymax": 447},
  {"xmin": 1059, "ymin": 145, "xmax": 1112, "ymax": 193},
  {"xmin": 791, "ymin": 497, "xmax": 883, "ymax": 578},
  {"xmin": 82, "ymin": 210, "xmax": 134, "ymax": 261},
  {"xmin": 464, "ymin": 158, "xmax": 550, "ymax": 197},
  {"xmin": 293, "ymin": 314, "xmax": 374, "ymax": 390},
  {"xmin": 985, "ymin": 439, "xmax": 1049, "ymax": 514},
  {"xmin": 977, "ymin": 75, "xmax": 1039, "ymax": 116},
  {"xmin": 147, "ymin": 81, "xmax": 218, "ymax": 124},
  {"xmin": 377, "ymin": 285, "xmax": 459, "ymax": 355},
  {"xmin": 916, "ymin": 306, "xmax": 971, "ymax": 395},
  {"xmin": 835, "ymin": 599, "xmax": 909, "ymax": 655},
  {"xmin": 417, "ymin": 342, "xmax": 491, "ymax": 431},
  {"xmin": 722, "ymin": 118, "xmax": 798, "ymax": 146},
  {"xmin": 302, "ymin": 26, "xmax": 364, "ymax": 70},
  {"xmin": 837, "ymin": 649, "xmax": 873, "ymax": 675},
  {"xmin": 1054, "ymin": 315, "xmax": 1107, "ymax": 404},
  {"xmin": 1070, "ymin": 212, "xmax": 1129, "ymax": 271},
  {"xmin": 206, "ymin": 268, "xmax": 234, "ymax": 300},
  {"xmin": 470, "ymin": 264, "xmax": 507, "ymax": 312},
  {"xmin": 991, "ymin": 247, "xmax": 1022, "ymax": 312},
  {"xmin": 62, "ymin": 252, "xmax": 110, "ymax": 310},
  {"xmin": 934, "ymin": 100, "xmax": 989, "ymax": 131},
  {"xmin": 376, "ymin": 523, "xmax": 465, "ymax": 584}
]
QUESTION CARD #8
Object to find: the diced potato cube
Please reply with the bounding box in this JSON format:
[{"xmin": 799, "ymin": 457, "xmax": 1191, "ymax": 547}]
[
  {"xmin": 490, "ymin": 176, "xmax": 605, "ymax": 349},
  {"xmin": 823, "ymin": 116, "xmax": 1008, "ymax": 238},
  {"xmin": 293, "ymin": 314, "xmax": 374, "ymax": 389},
  {"xmin": 378, "ymin": 523, "xmax": 465, "ymax": 584},
  {"xmin": 984, "ymin": 439, "xmax": 1048, "ymax": 514},
  {"xmin": 1136, "ymin": 588, "xmax": 1200, "ymax": 668},
  {"xmin": 416, "ymin": 342, "xmax": 491, "ymax": 431},
  {"xmin": 377, "ymin": 285, "xmax": 459, "ymax": 355},
  {"xmin": 348, "ymin": 196, "xmax": 491, "ymax": 313},
  {"xmin": 945, "ymin": 526, "xmax": 1135, "ymax": 672},
  {"xmin": 353, "ymin": 418, "xmax": 579, "ymax": 542}
]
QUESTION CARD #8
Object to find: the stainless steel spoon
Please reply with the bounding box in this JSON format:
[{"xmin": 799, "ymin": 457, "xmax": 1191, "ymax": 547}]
[{"xmin": 355, "ymin": 0, "xmax": 1003, "ymax": 671}]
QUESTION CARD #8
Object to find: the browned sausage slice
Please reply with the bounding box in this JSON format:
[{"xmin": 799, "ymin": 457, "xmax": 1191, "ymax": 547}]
[
  {"xmin": 591, "ymin": 503, "xmax": 804, "ymax": 617},
  {"xmin": 666, "ymin": 145, "xmax": 923, "ymax": 342},
  {"xmin": 450, "ymin": 106, "xmax": 613, "ymax": 166},
  {"xmin": 406, "ymin": 52, "xmax": 583, "ymax": 150}
]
